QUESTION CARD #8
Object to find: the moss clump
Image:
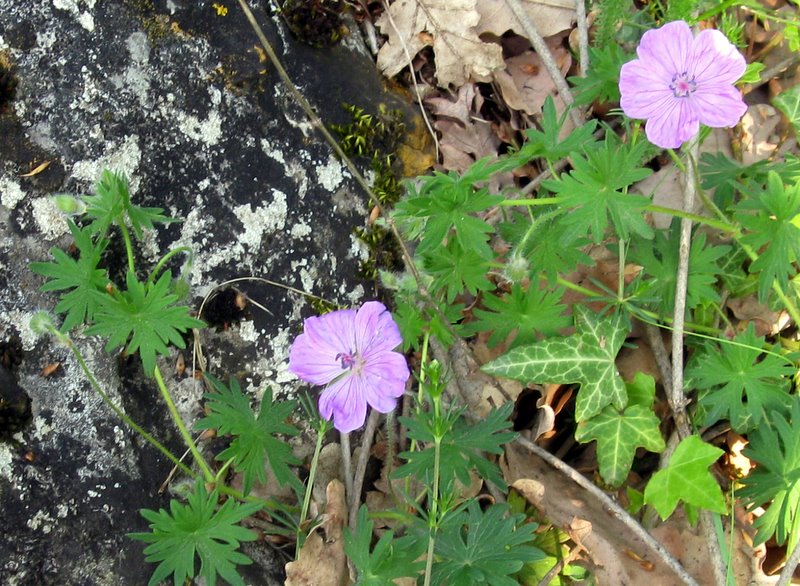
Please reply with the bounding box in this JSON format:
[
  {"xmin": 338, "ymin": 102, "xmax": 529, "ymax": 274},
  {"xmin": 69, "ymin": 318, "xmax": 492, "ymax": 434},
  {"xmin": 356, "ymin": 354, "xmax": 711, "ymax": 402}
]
[{"xmin": 278, "ymin": 0, "xmax": 348, "ymax": 48}]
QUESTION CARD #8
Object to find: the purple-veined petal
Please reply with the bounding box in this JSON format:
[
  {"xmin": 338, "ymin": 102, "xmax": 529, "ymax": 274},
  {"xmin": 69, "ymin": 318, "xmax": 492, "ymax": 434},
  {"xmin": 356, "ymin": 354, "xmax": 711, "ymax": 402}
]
[
  {"xmin": 288, "ymin": 337, "xmax": 343, "ymax": 385},
  {"xmin": 361, "ymin": 353, "xmax": 409, "ymax": 412},
  {"xmin": 353, "ymin": 301, "xmax": 403, "ymax": 355},
  {"xmin": 689, "ymin": 29, "xmax": 747, "ymax": 86},
  {"xmin": 635, "ymin": 21, "xmax": 693, "ymax": 80},
  {"xmin": 620, "ymin": 59, "xmax": 678, "ymax": 120},
  {"xmin": 691, "ymin": 84, "xmax": 748, "ymax": 128},
  {"xmin": 643, "ymin": 99, "xmax": 699, "ymax": 149},
  {"xmin": 319, "ymin": 375, "xmax": 368, "ymax": 433},
  {"xmin": 288, "ymin": 309, "xmax": 357, "ymax": 384}
]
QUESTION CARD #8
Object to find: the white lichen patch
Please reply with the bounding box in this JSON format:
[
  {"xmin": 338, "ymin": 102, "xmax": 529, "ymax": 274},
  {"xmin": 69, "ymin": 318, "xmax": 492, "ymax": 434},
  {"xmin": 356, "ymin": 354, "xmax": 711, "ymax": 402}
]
[
  {"xmin": 109, "ymin": 32, "xmax": 152, "ymax": 107},
  {"xmin": 71, "ymin": 134, "xmax": 142, "ymax": 188},
  {"xmin": 52, "ymin": 0, "xmax": 96, "ymax": 31},
  {"xmin": 316, "ymin": 154, "xmax": 348, "ymax": 191},
  {"xmin": 26, "ymin": 509, "xmax": 55, "ymax": 533},
  {"xmin": 0, "ymin": 176, "xmax": 26, "ymax": 209},
  {"xmin": 178, "ymin": 110, "xmax": 222, "ymax": 146},
  {"xmin": 0, "ymin": 443, "xmax": 13, "ymax": 482},
  {"xmin": 290, "ymin": 220, "xmax": 311, "ymax": 239},
  {"xmin": 299, "ymin": 266, "xmax": 317, "ymax": 294},
  {"xmin": 31, "ymin": 197, "xmax": 69, "ymax": 240},
  {"xmin": 237, "ymin": 320, "xmax": 259, "ymax": 343},
  {"xmin": 232, "ymin": 190, "xmax": 288, "ymax": 251},
  {"xmin": 260, "ymin": 137, "xmax": 285, "ymax": 165},
  {"xmin": 0, "ymin": 309, "xmax": 46, "ymax": 352},
  {"xmin": 348, "ymin": 232, "xmax": 370, "ymax": 261}
]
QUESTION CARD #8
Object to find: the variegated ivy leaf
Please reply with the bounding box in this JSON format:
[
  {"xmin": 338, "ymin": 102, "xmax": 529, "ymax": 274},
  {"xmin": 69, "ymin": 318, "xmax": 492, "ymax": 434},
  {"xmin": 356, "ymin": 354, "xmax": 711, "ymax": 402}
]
[
  {"xmin": 482, "ymin": 306, "xmax": 629, "ymax": 421},
  {"xmin": 575, "ymin": 373, "xmax": 665, "ymax": 487}
]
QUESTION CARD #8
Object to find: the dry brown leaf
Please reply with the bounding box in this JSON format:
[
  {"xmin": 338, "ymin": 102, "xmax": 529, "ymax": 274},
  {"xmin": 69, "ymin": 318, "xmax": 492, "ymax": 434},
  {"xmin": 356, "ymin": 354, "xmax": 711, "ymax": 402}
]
[
  {"xmin": 492, "ymin": 42, "xmax": 571, "ymax": 116},
  {"xmin": 474, "ymin": 0, "xmax": 575, "ymax": 40},
  {"xmin": 726, "ymin": 296, "xmax": 789, "ymax": 337},
  {"xmin": 740, "ymin": 104, "xmax": 798, "ymax": 165},
  {"xmin": 376, "ymin": 0, "xmax": 504, "ymax": 87},
  {"xmin": 20, "ymin": 160, "xmax": 51, "ymax": 177},
  {"xmin": 285, "ymin": 480, "xmax": 348, "ymax": 586}
]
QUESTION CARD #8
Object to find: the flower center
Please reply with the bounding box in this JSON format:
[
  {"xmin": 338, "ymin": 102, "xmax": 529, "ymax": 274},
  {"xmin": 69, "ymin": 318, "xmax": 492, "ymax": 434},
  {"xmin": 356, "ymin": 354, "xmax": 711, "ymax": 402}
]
[
  {"xmin": 669, "ymin": 72, "xmax": 697, "ymax": 98},
  {"xmin": 336, "ymin": 350, "xmax": 363, "ymax": 373}
]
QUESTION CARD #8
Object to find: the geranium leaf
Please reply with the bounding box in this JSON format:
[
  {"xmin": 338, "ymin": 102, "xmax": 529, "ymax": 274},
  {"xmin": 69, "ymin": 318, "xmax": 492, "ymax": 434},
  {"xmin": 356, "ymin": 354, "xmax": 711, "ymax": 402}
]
[
  {"xmin": 643, "ymin": 435, "xmax": 726, "ymax": 520},
  {"xmin": 196, "ymin": 376, "xmax": 302, "ymax": 496},
  {"xmin": 575, "ymin": 374, "xmax": 664, "ymax": 486},
  {"xmin": 481, "ymin": 306, "xmax": 629, "ymax": 421}
]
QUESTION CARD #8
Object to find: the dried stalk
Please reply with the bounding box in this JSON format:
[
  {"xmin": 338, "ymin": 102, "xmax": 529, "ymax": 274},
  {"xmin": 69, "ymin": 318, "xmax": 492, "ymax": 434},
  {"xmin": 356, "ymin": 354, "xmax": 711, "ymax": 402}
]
[{"xmin": 349, "ymin": 409, "xmax": 381, "ymax": 530}]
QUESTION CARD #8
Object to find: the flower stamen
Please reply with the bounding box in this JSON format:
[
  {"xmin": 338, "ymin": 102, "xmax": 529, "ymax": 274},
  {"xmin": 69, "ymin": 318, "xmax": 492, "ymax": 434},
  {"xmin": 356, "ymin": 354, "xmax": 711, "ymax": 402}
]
[{"xmin": 669, "ymin": 72, "xmax": 697, "ymax": 98}]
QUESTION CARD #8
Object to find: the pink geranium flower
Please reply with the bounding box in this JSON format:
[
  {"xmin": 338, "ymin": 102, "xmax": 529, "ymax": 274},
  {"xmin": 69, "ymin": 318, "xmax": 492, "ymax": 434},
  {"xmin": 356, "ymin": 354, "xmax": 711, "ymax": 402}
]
[
  {"xmin": 288, "ymin": 301, "xmax": 410, "ymax": 433},
  {"xmin": 619, "ymin": 20, "xmax": 748, "ymax": 149}
]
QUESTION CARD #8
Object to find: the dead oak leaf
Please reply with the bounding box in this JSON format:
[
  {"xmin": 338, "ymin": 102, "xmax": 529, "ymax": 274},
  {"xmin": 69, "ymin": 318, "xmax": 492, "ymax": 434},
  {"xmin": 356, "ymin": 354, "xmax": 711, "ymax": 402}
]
[
  {"xmin": 475, "ymin": 0, "xmax": 576, "ymax": 39},
  {"xmin": 376, "ymin": 0, "xmax": 504, "ymax": 87},
  {"xmin": 493, "ymin": 42, "xmax": 571, "ymax": 115}
]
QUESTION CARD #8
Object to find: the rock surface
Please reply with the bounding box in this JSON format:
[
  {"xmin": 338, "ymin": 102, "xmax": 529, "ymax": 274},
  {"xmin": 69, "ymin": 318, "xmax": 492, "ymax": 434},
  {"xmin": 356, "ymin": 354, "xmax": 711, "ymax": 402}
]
[{"xmin": 0, "ymin": 1, "xmax": 407, "ymax": 583}]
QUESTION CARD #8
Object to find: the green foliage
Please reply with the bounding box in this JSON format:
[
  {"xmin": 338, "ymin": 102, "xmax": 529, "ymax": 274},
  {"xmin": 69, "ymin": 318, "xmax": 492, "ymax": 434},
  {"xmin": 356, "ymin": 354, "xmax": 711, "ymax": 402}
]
[
  {"xmin": 541, "ymin": 135, "xmax": 653, "ymax": 244},
  {"xmin": 129, "ymin": 481, "xmax": 262, "ymax": 586},
  {"xmin": 517, "ymin": 96, "xmax": 599, "ymax": 163},
  {"xmin": 735, "ymin": 171, "xmax": 800, "ymax": 302},
  {"xmin": 569, "ymin": 44, "xmax": 632, "ymax": 106},
  {"xmin": 687, "ymin": 324, "xmax": 793, "ymax": 432},
  {"xmin": 345, "ymin": 505, "xmax": 426, "ymax": 585},
  {"xmin": 432, "ymin": 501, "xmax": 544, "ymax": 586},
  {"xmin": 628, "ymin": 220, "xmax": 729, "ymax": 317},
  {"xmin": 86, "ymin": 269, "xmax": 204, "ymax": 377},
  {"xmin": 643, "ymin": 435, "xmax": 726, "ymax": 519},
  {"xmin": 740, "ymin": 396, "xmax": 800, "ymax": 552},
  {"xmin": 394, "ymin": 402, "xmax": 516, "ymax": 490},
  {"xmin": 422, "ymin": 240, "xmax": 494, "ymax": 303},
  {"xmin": 30, "ymin": 219, "xmax": 110, "ymax": 332},
  {"xmin": 482, "ymin": 306, "xmax": 629, "ymax": 422},
  {"xmin": 575, "ymin": 373, "xmax": 665, "ymax": 487},
  {"xmin": 773, "ymin": 85, "xmax": 800, "ymax": 140},
  {"xmin": 460, "ymin": 283, "xmax": 570, "ymax": 349},
  {"xmin": 196, "ymin": 376, "xmax": 302, "ymax": 496},
  {"xmin": 592, "ymin": 0, "xmax": 634, "ymax": 47},
  {"xmin": 82, "ymin": 169, "xmax": 176, "ymax": 238}
]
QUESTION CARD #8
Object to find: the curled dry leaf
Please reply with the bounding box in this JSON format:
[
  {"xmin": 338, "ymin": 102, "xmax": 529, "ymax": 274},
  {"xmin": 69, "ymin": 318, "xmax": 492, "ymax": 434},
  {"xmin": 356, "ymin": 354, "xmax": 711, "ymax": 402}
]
[
  {"xmin": 285, "ymin": 480, "xmax": 348, "ymax": 586},
  {"xmin": 474, "ymin": 0, "xmax": 575, "ymax": 40},
  {"xmin": 20, "ymin": 160, "xmax": 51, "ymax": 177}
]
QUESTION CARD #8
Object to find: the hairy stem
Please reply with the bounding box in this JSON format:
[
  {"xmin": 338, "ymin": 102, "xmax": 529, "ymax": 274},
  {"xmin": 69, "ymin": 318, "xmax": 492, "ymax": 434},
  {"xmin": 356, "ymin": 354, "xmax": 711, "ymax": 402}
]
[{"xmin": 297, "ymin": 423, "xmax": 326, "ymax": 558}]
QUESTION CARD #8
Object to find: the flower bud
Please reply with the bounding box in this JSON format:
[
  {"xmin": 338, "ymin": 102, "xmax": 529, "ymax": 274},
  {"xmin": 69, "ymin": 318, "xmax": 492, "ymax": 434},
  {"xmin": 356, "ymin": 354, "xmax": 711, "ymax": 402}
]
[
  {"xmin": 52, "ymin": 194, "xmax": 86, "ymax": 216},
  {"xmin": 29, "ymin": 311, "xmax": 56, "ymax": 336},
  {"xmin": 503, "ymin": 253, "xmax": 530, "ymax": 284}
]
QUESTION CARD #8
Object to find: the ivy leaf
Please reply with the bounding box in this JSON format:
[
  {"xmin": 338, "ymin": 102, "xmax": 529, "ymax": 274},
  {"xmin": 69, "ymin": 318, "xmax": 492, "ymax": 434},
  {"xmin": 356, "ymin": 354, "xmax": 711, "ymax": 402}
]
[
  {"xmin": 86, "ymin": 269, "xmax": 205, "ymax": 376},
  {"xmin": 345, "ymin": 505, "xmax": 426, "ymax": 585},
  {"xmin": 30, "ymin": 219, "xmax": 110, "ymax": 332},
  {"xmin": 459, "ymin": 283, "xmax": 570, "ymax": 349},
  {"xmin": 195, "ymin": 375, "xmax": 302, "ymax": 496},
  {"xmin": 735, "ymin": 171, "xmax": 800, "ymax": 302},
  {"xmin": 643, "ymin": 435, "xmax": 726, "ymax": 520},
  {"xmin": 740, "ymin": 396, "xmax": 800, "ymax": 552},
  {"xmin": 687, "ymin": 323, "xmax": 793, "ymax": 432},
  {"xmin": 129, "ymin": 481, "xmax": 262, "ymax": 586},
  {"xmin": 82, "ymin": 169, "xmax": 176, "ymax": 239},
  {"xmin": 394, "ymin": 402, "xmax": 516, "ymax": 490},
  {"xmin": 423, "ymin": 240, "xmax": 493, "ymax": 303},
  {"xmin": 519, "ymin": 96, "xmax": 599, "ymax": 163},
  {"xmin": 773, "ymin": 84, "xmax": 800, "ymax": 140},
  {"xmin": 628, "ymin": 219, "xmax": 729, "ymax": 316},
  {"xmin": 432, "ymin": 501, "xmax": 544, "ymax": 586},
  {"xmin": 574, "ymin": 374, "xmax": 665, "ymax": 486},
  {"xmin": 482, "ymin": 306, "xmax": 629, "ymax": 421},
  {"xmin": 542, "ymin": 135, "xmax": 653, "ymax": 244}
]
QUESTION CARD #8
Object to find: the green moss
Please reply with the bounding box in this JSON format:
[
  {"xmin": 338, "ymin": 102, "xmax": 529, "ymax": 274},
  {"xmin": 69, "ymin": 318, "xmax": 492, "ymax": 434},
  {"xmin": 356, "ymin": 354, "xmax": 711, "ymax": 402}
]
[{"xmin": 278, "ymin": 0, "xmax": 348, "ymax": 47}]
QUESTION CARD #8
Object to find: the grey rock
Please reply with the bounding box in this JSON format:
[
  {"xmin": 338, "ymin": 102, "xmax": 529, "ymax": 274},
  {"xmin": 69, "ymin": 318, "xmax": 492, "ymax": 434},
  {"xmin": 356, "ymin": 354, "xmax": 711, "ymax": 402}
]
[{"xmin": 0, "ymin": 1, "xmax": 406, "ymax": 583}]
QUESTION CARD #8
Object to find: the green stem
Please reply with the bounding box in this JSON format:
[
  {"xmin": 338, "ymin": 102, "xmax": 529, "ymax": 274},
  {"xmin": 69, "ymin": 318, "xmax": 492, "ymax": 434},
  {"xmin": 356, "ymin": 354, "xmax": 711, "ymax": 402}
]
[
  {"xmin": 63, "ymin": 331, "xmax": 194, "ymax": 478},
  {"xmin": 296, "ymin": 423, "xmax": 327, "ymax": 559},
  {"xmin": 153, "ymin": 365, "xmax": 215, "ymax": 483},
  {"xmin": 644, "ymin": 204, "xmax": 739, "ymax": 234},
  {"xmin": 149, "ymin": 246, "xmax": 193, "ymax": 282},
  {"xmin": 423, "ymin": 433, "xmax": 442, "ymax": 586},
  {"xmin": 117, "ymin": 221, "xmax": 136, "ymax": 275},
  {"xmin": 499, "ymin": 197, "xmax": 562, "ymax": 207}
]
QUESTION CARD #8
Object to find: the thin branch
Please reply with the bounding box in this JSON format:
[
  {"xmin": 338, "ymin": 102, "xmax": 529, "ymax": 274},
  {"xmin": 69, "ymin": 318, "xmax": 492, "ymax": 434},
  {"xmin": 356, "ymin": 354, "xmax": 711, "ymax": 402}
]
[
  {"xmin": 777, "ymin": 537, "xmax": 800, "ymax": 586},
  {"xmin": 381, "ymin": 0, "xmax": 440, "ymax": 159},
  {"xmin": 673, "ymin": 139, "xmax": 728, "ymax": 586},
  {"xmin": 514, "ymin": 436, "xmax": 699, "ymax": 586},
  {"xmin": 503, "ymin": 0, "xmax": 583, "ymax": 127},
  {"xmin": 349, "ymin": 409, "xmax": 381, "ymax": 530},
  {"xmin": 341, "ymin": 431, "xmax": 354, "ymax": 510},
  {"xmin": 575, "ymin": 0, "xmax": 590, "ymax": 77}
]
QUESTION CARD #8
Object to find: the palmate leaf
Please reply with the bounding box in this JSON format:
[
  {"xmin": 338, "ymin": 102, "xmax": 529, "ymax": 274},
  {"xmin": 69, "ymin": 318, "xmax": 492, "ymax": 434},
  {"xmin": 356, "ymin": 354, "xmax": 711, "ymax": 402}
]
[
  {"xmin": 394, "ymin": 402, "xmax": 516, "ymax": 490},
  {"xmin": 542, "ymin": 134, "xmax": 653, "ymax": 244},
  {"xmin": 482, "ymin": 306, "xmax": 629, "ymax": 421},
  {"xmin": 432, "ymin": 501, "xmax": 544, "ymax": 586},
  {"xmin": 519, "ymin": 96, "xmax": 599, "ymax": 163},
  {"xmin": 423, "ymin": 240, "xmax": 493, "ymax": 303},
  {"xmin": 628, "ymin": 219, "xmax": 730, "ymax": 316},
  {"xmin": 345, "ymin": 505, "xmax": 426, "ymax": 585},
  {"xmin": 196, "ymin": 375, "xmax": 301, "ymax": 496},
  {"xmin": 459, "ymin": 283, "xmax": 570, "ymax": 349},
  {"xmin": 735, "ymin": 171, "xmax": 800, "ymax": 302},
  {"xmin": 30, "ymin": 219, "xmax": 110, "ymax": 332},
  {"xmin": 740, "ymin": 396, "xmax": 800, "ymax": 552},
  {"xmin": 129, "ymin": 481, "xmax": 262, "ymax": 586},
  {"xmin": 643, "ymin": 435, "xmax": 726, "ymax": 520},
  {"xmin": 82, "ymin": 169, "xmax": 176, "ymax": 238},
  {"xmin": 575, "ymin": 373, "xmax": 665, "ymax": 486},
  {"xmin": 86, "ymin": 269, "xmax": 205, "ymax": 376},
  {"xmin": 687, "ymin": 323, "xmax": 793, "ymax": 432}
]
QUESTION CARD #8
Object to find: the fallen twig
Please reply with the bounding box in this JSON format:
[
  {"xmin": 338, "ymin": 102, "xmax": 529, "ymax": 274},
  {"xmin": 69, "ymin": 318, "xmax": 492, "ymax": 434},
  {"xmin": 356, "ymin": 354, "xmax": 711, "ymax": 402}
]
[{"xmin": 349, "ymin": 409, "xmax": 381, "ymax": 530}]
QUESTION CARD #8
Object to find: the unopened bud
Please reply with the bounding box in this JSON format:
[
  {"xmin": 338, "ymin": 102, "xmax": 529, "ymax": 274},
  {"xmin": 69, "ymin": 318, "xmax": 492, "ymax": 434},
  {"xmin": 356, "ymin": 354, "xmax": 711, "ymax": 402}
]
[
  {"xmin": 52, "ymin": 194, "xmax": 86, "ymax": 216},
  {"xmin": 29, "ymin": 311, "xmax": 56, "ymax": 336},
  {"xmin": 503, "ymin": 253, "xmax": 530, "ymax": 284}
]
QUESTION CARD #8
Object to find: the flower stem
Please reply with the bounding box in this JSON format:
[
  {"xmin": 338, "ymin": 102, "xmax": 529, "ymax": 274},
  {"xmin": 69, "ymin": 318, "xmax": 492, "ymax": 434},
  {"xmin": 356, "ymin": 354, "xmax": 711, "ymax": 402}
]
[
  {"xmin": 62, "ymin": 331, "xmax": 194, "ymax": 478},
  {"xmin": 117, "ymin": 220, "xmax": 136, "ymax": 275},
  {"xmin": 149, "ymin": 246, "xmax": 193, "ymax": 282},
  {"xmin": 153, "ymin": 365, "xmax": 215, "ymax": 483},
  {"xmin": 423, "ymin": 433, "xmax": 442, "ymax": 586}
]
